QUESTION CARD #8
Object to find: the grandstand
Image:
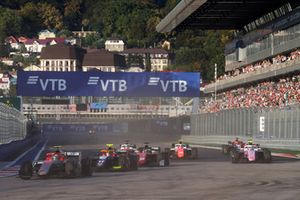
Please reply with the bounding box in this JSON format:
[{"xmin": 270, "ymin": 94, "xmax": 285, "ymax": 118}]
[{"xmin": 157, "ymin": 0, "xmax": 300, "ymax": 149}]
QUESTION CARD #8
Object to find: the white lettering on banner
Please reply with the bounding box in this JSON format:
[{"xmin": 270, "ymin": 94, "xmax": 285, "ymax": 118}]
[
  {"xmin": 58, "ymin": 79, "xmax": 67, "ymax": 91},
  {"xmin": 160, "ymin": 80, "xmax": 187, "ymax": 92},
  {"xmin": 179, "ymin": 80, "xmax": 187, "ymax": 92},
  {"xmin": 100, "ymin": 80, "xmax": 127, "ymax": 92},
  {"xmin": 39, "ymin": 79, "xmax": 67, "ymax": 91},
  {"xmin": 119, "ymin": 80, "xmax": 127, "ymax": 91}
]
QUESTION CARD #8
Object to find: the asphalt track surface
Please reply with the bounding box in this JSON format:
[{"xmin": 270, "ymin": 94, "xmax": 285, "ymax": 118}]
[{"xmin": 0, "ymin": 146, "xmax": 300, "ymax": 200}]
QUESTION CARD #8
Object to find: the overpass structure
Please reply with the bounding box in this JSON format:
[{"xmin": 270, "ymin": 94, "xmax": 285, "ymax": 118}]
[
  {"xmin": 157, "ymin": 0, "xmax": 300, "ymax": 32},
  {"xmin": 157, "ymin": 0, "xmax": 300, "ymax": 149}
]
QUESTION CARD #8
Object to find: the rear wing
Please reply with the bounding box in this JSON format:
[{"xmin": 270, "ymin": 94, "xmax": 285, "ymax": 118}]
[
  {"xmin": 151, "ymin": 147, "xmax": 161, "ymax": 152},
  {"xmin": 65, "ymin": 152, "xmax": 81, "ymax": 157}
]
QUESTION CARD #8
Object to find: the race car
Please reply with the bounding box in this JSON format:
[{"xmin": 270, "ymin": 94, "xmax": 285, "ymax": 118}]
[
  {"xmin": 136, "ymin": 143, "xmax": 169, "ymax": 167},
  {"xmin": 222, "ymin": 138, "xmax": 244, "ymax": 154},
  {"xmin": 19, "ymin": 146, "xmax": 93, "ymax": 180},
  {"xmin": 94, "ymin": 144, "xmax": 138, "ymax": 171},
  {"xmin": 231, "ymin": 143, "xmax": 272, "ymax": 163},
  {"xmin": 119, "ymin": 141, "xmax": 137, "ymax": 151},
  {"xmin": 166, "ymin": 142, "xmax": 198, "ymax": 160}
]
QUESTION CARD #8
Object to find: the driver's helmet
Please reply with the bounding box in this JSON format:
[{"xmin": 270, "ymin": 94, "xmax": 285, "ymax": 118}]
[{"xmin": 247, "ymin": 138, "xmax": 253, "ymax": 145}]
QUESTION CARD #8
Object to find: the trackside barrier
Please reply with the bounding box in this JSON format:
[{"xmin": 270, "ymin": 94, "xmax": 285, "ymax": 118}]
[
  {"xmin": 0, "ymin": 135, "xmax": 41, "ymax": 161},
  {"xmin": 0, "ymin": 103, "xmax": 27, "ymax": 144},
  {"xmin": 189, "ymin": 105, "xmax": 300, "ymax": 150}
]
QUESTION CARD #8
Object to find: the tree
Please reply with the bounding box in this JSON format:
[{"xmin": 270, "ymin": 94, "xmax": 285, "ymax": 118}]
[
  {"xmin": 57, "ymin": 29, "xmax": 74, "ymax": 38},
  {"xmin": 81, "ymin": 33, "xmax": 104, "ymax": 48},
  {"xmin": 0, "ymin": 7, "xmax": 22, "ymax": 37},
  {"xmin": 0, "ymin": 7, "xmax": 22, "ymax": 56},
  {"xmin": 64, "ymin": 0, "xmax": 82, "ymax": 30},
  {"xmin": 38, "ymin": 3, "xmax": 64, "ymax": 30},
  {"xmin": 18, "ymin": 2, "xmax": 43, "ymax": 37}
]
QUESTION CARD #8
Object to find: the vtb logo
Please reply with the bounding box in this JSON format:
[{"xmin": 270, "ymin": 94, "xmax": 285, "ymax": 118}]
[
  {"xmin": 148, "ymin": 77, "xmax": 187, "ymax": 92},
  {"xmin": 27, "ymin": 76, "xmax": 67, "ymax": 91},
  {"xmin": 87, "ymin": 76, "xmax": 127, "ymax": 92}
]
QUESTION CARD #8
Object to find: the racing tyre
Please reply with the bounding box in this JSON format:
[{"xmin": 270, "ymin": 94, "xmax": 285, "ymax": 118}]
[
  {"xmin": 129, "ymin": 155, "xmax": 138, "ymax": 170},
  {"xmin": 231, "ymin": 150, "xmax": 240, "ymax": 164},
  {"xmin": 164, "ymin": 148, "xmax": 170, "ymax": 154},
  {"xmin": 262, "ymin": 148, "xmax": 272, "ymax": 163},
  {"xmin": 19, "ymin": 161, "xmax": 33, "ymax": 180},
  {"xmin": 81, "ymin": 158, "xmax": 93, "ymax": 177},
  {"xmin": 65, "ymin": 159, "xmax": 76, "ymax": 177},
  {"xmin": 161, "ymin": 152, "xmax": 170, "ymax": 166},
  {"xmin": 119, "ymin": 155, "xmax": 130, "ymax": 171}
]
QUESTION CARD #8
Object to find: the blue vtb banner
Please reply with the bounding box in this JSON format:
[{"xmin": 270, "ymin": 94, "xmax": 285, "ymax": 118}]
[{"xmin": 17, "ymin": 71, "xmax": 200, "ymax": 97}]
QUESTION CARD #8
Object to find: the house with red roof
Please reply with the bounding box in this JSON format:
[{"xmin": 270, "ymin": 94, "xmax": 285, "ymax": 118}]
[
  {"xmin": 24, "ymin": 37, "xmax": 66, "ymax": 53},
  {"xmin": 0, "ymin": 74, "xmax": 10, "ymax": 90},
  {"xmin": 5, "ymin": 36, "xmax": 21, "ymax": 50}
]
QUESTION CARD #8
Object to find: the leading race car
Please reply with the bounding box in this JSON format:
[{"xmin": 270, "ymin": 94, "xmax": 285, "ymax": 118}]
[
  {"xmin": 136, "ymin": 143, "xmax": 169, "ymax": 167},
  {"xmin": 94, "ymin": 144, "xmax": 138, "ymax": 171},
  {"xmin": 166, "ymin": 142, "xmax": 198, "ymax": 160},
  {"xmin": 19, "ymin": 146, "xmax": 93, "ymax": 180},
  {"xmin": 231, "ymin": 142, "xmax": 272, "ymax": 163}
]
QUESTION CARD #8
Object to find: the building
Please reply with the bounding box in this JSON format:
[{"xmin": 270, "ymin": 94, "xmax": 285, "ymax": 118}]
[
  {"xmin": 5, "ymin": 36, "xmax": 20, "ymax": 50},
  {"xmin": 24, "ymin": 65, "xmax": 43, "ymax": 71},
  {"xmin": 121, "ymin": 48, "xmax": 170, "ymax": 71},
  {"xmin": 0, "ymin": 74, "xmax": 10, "ymax": 90},
  {"xmin": 24, "ymin": 38, "xmax": 65, "ymax": 53},
  {"xmin": 72, "ymin": 30, "xmax": 98, "ymax": 38},
  {"xmin": 0, "ymin": 58, "xmax": 15, "ymax": 66},
  {"xmin": 38, "ymin": 30, "xmax": 56, "ymax": 39},
  {"xmin": 105, "ymin": 38, "xmax": 125, "ymax": 52},
  {"xmin": 40, "ymin": 43, "xmax": 86, "ymax": 71},
  {"xmin": 82, "ymin": 49, "xmax": 126, "ymax": 72}
]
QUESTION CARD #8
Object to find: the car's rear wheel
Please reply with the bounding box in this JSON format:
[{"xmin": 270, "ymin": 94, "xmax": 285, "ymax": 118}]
[
  {"xmin": 129, "ymin": 154, "xmax": 138, "ymax": 170},
  {"xmin": 262, "ymin": 148, "xmax": 272, "ymax": 163},
  {"xmin": 161, "ymin": 152, "xmax": 170, "ymax": 166},
  {"xmin": 231, "ymin": 150, "xmax": 240, "ymax": 163},
  {"xmin": 81, "ymin": 158, "xmax": 93, "ymax": 176},
  {"xmin": 119, "ymin": 155, "xmax": 130, "ymax": 170},
  {"xmin": 19, "ymin": 161, "xmax": 33, "ymax": 180}
]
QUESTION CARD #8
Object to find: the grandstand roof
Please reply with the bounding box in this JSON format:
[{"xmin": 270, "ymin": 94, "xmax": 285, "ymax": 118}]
[{"xmin": 156, "ymin": 0, "xmax": 300, "ymax": 32}]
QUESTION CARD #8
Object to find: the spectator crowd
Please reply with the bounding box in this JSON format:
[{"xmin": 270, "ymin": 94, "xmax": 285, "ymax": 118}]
[
  {"xmin": 217, "ymin": 48, "xmax": 300, "ymax": 81},
  {"xmin": 201, "ymin": 48, "xmax": 300, "ymax": 113}
]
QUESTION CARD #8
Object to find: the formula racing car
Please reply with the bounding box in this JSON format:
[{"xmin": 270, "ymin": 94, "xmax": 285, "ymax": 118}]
[
  {"xmin": 94, "ymin": 144, "xmax": 138, "ymax": 171},
  {"xmin": 19, "ymin": 146, "xmax": 93, "ymax": 180},
  {"xmin": 222, "ymin": 137, "xmax": 244, "ymax": 154},
  {"xmin": 231, "ymin": 143, "xmax": 272, "ymax": 163},
  {"xmin": 136, "ymin": 143, "xmax": 169, "ymax": 167},
  {"xmin": 166, "ymin": 142, "xmax": 198, "ymax": 159}
]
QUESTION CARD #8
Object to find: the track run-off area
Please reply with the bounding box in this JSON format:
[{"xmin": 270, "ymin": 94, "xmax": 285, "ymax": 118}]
[{"xmin": 0, "ymin": 145, "xmax": 300, "ymax": 200}]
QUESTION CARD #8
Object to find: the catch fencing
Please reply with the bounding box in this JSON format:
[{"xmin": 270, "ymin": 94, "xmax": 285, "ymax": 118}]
[
  {"xmin": 185, "ymin": 104, "xmax": 300, "ymax": 149},
  {"xmin": 0, "ymin": 103, "xmax": 27, "ymax": 144}
]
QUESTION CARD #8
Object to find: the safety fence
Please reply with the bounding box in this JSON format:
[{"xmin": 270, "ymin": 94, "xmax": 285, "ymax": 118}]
[
  {"xmin": 0, "ymin": 103, "xmax": 27, "ymax": 144},
  {"xmin": 186, "ymin": 104, "xmax": 300, "ymax": 149},
  {"xmin": 41, "ymin": 116, "xmax": 190, "ymax": 145}
]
